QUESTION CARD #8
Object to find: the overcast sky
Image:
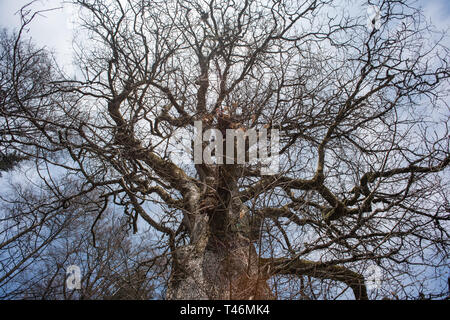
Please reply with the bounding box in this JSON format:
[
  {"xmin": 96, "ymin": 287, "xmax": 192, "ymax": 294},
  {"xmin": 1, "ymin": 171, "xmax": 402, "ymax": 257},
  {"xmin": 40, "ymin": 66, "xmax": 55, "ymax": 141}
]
[
  {"xmin": 0, "ymin": 0, "xmax": 76, "ymax": 73},
  {"xmin": 0, "ymin": 0, "xmax": 449, "ymax": 73}
]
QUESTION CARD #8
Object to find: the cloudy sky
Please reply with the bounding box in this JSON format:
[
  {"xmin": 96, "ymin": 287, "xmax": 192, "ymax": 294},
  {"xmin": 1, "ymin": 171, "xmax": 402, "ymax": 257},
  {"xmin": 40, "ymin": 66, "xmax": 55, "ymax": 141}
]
[
  {"xmin": 0, "ymin": 0, "xmax": 449, "ymax": 73},
  {"xmin": 0, "ymin": 0, "xmax": 77, "ymax": 74}
]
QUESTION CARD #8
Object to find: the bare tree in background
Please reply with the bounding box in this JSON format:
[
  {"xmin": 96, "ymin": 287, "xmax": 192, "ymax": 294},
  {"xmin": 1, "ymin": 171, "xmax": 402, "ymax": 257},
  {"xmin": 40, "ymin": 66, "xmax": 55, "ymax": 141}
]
[
  {"xmin": 0, "ymin": 173, "xmax": 166, "ymax": 300},
  {"xmin": 0, "ymin": 0, "xmax": 449, "ymax": 300}
]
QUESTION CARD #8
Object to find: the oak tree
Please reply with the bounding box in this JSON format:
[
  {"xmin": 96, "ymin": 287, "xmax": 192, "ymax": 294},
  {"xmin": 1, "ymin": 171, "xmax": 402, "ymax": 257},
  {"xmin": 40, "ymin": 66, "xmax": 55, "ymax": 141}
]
[{"xmin": 1, "ymin": 0, "xmax": 449, "ymax": 299}]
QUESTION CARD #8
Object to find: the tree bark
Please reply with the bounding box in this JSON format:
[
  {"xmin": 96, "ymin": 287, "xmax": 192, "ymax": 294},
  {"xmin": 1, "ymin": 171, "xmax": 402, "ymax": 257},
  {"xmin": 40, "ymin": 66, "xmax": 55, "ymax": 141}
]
[{"xmin": 167, "ymin": 216, "xmax": 274, "ymax": 300}]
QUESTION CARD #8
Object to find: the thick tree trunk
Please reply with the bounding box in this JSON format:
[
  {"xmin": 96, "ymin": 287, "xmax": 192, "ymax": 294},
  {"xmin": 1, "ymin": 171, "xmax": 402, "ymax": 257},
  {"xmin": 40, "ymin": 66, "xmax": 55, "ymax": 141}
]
[
  {"xmin": 167, "ymin": 147, "xmax": 274, "ymax": 299},
  {"xmin": 166, "ymin": 217, "xmax": 274, "ymax": 300}
]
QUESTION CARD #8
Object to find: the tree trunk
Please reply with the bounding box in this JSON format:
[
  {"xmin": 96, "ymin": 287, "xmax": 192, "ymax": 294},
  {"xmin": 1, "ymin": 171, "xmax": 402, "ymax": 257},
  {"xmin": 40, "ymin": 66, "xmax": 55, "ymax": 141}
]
[{"xmin": 166, "ymin": 216, "xmax": 274, "ymax": 300}]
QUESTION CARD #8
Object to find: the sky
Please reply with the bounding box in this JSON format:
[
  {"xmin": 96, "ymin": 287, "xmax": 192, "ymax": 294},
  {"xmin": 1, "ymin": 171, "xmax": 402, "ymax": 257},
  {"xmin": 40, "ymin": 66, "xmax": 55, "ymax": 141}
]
[
  {"xmin": 0, "ymin": 0, "xmax": 77, "ymax": 74},
  {"xmin": 0, "ymin": 0, "xmax": 449, "ymax": 74}
]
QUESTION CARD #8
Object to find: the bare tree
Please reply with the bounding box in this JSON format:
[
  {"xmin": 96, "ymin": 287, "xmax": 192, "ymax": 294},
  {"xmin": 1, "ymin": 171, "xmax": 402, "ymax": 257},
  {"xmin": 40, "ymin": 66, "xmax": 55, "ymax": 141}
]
[
  {"xmin": 0, "ymin": 172, "xmax": 167, "ymax": 300},
  {"xmin": 1, "ymin": 0, "xmax": 449, "ymax": 300}
]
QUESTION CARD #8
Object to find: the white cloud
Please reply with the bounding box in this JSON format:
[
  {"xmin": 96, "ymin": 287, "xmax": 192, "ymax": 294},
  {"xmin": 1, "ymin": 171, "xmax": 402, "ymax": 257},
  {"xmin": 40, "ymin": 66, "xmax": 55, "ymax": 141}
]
[{"xmin": 0, "ymin": 0, "xmax": 75, "ymax": 74}]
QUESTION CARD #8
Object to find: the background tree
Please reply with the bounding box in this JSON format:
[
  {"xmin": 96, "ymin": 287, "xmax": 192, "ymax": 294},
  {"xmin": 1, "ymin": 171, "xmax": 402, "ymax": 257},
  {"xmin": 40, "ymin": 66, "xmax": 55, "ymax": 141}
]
[
  {"xmin": 0, "ymin": 173, "xmax": 166, "ymax": 300},
  {"xmin": 0, "ymin": 0, "xmax": 449, "ymax": 299}
]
